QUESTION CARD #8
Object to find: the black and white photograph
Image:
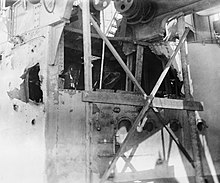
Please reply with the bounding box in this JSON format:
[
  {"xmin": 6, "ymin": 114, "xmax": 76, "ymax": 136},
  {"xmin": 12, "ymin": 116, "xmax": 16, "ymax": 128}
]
[{"xmin": 0, "ymin": 0, "xmax": 220, "ymax": 183}]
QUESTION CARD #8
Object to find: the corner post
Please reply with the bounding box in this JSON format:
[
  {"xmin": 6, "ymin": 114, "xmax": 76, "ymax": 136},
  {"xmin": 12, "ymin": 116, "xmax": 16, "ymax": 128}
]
[
  {"xmin": 82, "ymin": 1, "xmax": 92, "ymax": 183},
  {"xmin": 178, "ymin": 16, "xmax": 205, "ymax": 183}
]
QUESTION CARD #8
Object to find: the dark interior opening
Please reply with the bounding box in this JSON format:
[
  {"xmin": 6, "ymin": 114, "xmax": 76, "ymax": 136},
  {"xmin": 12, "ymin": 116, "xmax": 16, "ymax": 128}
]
[
  {"xmin": 28, "ymin": 63, "xmax": 43, "ymax": 103},
  {"xmin": 61, "ymin": 46, "xmax": 126, "ymax": 91},
  {"xmin": 142, "ymin": 47, "xmax": 183, "ymax": 98}
]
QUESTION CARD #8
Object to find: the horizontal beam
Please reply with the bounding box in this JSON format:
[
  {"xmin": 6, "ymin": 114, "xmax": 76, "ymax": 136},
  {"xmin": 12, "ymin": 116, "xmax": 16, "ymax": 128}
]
[
  {"xmin": 64, "ymin": 26, "xmax": 153, "ymax": 47},
  {"xmin": 82, "ymin": 91, "xmax": 204, "ymax": 111},
  {"xmin": 156, "ymin": 0, "xmax": 220, "ymax": 19}
]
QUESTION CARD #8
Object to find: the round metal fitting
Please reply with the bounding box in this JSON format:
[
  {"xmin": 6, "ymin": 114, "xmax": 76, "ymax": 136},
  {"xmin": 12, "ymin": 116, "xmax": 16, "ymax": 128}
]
[
  {"xmin": 114, "ymin": 0, "xmax": 134, "ymax": 13},
  {"xmin": 121, "ymin": 0, "xmax": 138, "ymax": 17},
  {"xmin": 169, "ymin": 119, "xmax": 181, "ymax": 132},
  {"xmin": 114, "ymin": 0, "xmax": 157, "ymax": 25},
  {"xmin": 143, "ymin": 118, "xmax": 155, "ymax": 132},
  {"xmin": 113, "ymin": 107, "xmax": 121, "ymax": 113},
  {"xmin": 197, "ymin": 119, "xmax": 207, "ymax": 132},
  {"xmin": 141, "ymin": 2, "xmax": 156, "ymax": 24},
  {"xmin": 118, "ymin": 118, "xmax": 132, "ymax": 131},
  {"xmin": 92, "ymin": 0, "xmax": 111, "ymax": 11}
]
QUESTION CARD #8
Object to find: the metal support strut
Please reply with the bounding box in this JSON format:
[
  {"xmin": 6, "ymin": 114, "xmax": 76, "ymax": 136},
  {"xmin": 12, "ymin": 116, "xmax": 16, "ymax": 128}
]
[
  {"xmin": 82, "ymin": 1, "xmax": 92, "ymax": 183},
  {"xmin": 153, "ymin": 108, "xmax": 195, "ymax": 168}
]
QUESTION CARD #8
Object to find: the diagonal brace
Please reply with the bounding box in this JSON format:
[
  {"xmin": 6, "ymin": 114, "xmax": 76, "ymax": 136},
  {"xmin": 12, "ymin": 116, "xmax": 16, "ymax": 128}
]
[
  {"xmin": 152, "ymin": 108, "xmax": 195, "ymax": 168},
  {"xmin": 121, "ymin": 156, "xmax": 137, "ymax": 173},
  {"xmin": 121, "ymin": 145, "xmax": 138, "ymax": 173},
  {"xmin": 99, "ymin": 28, "xmax": 190, "ymax": 183}
]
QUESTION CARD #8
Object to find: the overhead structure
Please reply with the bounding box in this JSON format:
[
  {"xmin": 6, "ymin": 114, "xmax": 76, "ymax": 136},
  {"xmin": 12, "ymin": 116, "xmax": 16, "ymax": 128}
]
[{"xmin": 114, "ymin": 0, "xmax": 156, "ymax": 24}]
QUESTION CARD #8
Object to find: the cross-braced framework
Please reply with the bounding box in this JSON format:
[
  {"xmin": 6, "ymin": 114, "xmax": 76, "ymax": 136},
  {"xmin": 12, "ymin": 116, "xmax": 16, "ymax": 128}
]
[{"xmin": 81, "ymin": 1, "xmax": 205, "ymax": 183}]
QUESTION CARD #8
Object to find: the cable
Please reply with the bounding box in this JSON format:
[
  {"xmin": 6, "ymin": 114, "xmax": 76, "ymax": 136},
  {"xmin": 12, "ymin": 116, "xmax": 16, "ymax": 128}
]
[
  {"xmin": 99, "ymin": 10, "xmax": 105, "ymax": 89},
  {"xmin": 42, "ymin": 0, "xmax": 56, "ymax": 13}
]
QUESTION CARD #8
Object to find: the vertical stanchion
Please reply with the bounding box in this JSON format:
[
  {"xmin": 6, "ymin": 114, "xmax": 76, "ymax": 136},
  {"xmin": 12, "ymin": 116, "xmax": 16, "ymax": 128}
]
[
  {"xmin": 178, "ymin": 16, "xmax": 205, "ymax": 183},
  {"xmin": 82, "ymin": 1, "xmax": 92, "ymax": 183},
  {"xmin": 125, "ymin": 54, "xmax": 133, "ymax": 91},
  {"xmin": 134, "ymin": 45, "xmax": 144, "ymax": 92}
]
